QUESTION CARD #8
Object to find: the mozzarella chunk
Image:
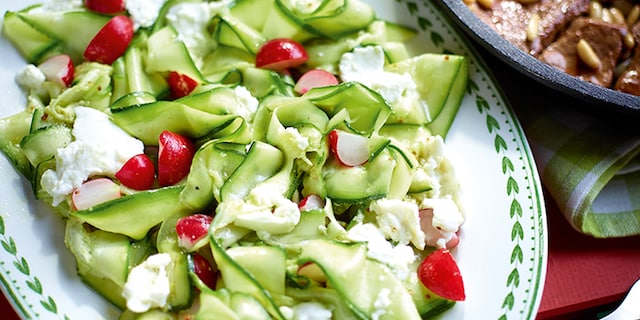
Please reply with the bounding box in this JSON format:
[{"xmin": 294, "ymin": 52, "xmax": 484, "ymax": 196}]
[
  {"xmin": 232, "ymin": 86, "xmax": 260, "ymax": 123},
  {"xmin": 35, "ymin": 0, "xmax": 82, "ymax": 12},
  {"xmin": 125, "ymin": 0, "xmax": 167, "ymax": 29},
  {"xmin": 292, "ymin": 302, "xmax": 333, "ymax": 320},
  {"xmin": 122, "ymin": 253, "xmax": 172, "ymax": 313},
  {"xmin": 15, "ymin": 64, "xmax": 46, "ymax": 91},
  {"xmin": 41, "ymin": 107, "xmax": 144, "ymax": 205},
  {"xmin": 165, "ymin": 1, "xmax": 232, "ymax": 59},
  {"xmin": 372, "ymin": 288, "xmax": 392, "ymax": 320},
  {"xmin": 369, "ymin": 198, "xmax": 425, "ymax": 249},
  {"xmin": 213, "ymin": 184, "xmax": 301, "ymax": 237},
  {"xmin": 346, "ymin": 223, "xmax": 416, "ymax": 280},
  {"xmin": 412, "ymin": 135, "xmax": 463, "ymax": 211},
  {"xmin": 339, "ymin": 46, "xmax": 422, "ymax": 114}
]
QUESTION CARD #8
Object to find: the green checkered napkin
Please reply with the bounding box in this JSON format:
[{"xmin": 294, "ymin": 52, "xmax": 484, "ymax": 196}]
[{"xmin": 517, "ymin": 106, "xmax": 640, "ymax": 238}]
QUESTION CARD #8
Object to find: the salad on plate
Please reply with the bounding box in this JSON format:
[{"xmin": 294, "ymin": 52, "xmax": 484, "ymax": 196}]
[{"xmin": 0, "ymin": 0, "xmax": 470, "ymax": 318}]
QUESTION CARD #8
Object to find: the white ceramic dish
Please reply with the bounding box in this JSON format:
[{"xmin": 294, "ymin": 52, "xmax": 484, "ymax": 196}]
[{"xmin": 0, "ymin": 0, "xmax": 547, "ymax": 319}]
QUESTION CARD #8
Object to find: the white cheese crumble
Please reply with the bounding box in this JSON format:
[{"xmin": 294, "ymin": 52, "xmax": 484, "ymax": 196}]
[
  {"xmin": 33, "ymin": 0, "xmax": 82, "ymax": 12},
  {"xmin": 420, "ymin": 197, "xmax": 464, "ymax": 248},
  {"xmin": 165, "ymin": 1, "xmax": 232, "ymax": 59},
  {"xmin": 41, "ymin": 107, "xmax": 144, "ymax": 205},
  {"xmin": 346, "ymin": 223, "xmax": 416, "ymax": 281},
  {"xmin": 279, "ymin": 127, "xmax": 310, "ymax": 161},
  {"xmin": 339, "ymin": 46, "xmax": 422, "ymax": 115},
  {"xmin": 369, "ymin": 198, "xmax": 425, "ymax": 249},
  {"xmin": 15, "ymin": 65, "xmax": 46, "ymax": 91},
  {"xmin": 411, "ymin": 135, "xmax": 463, "ymax": 208},
  {"xmin": 232, "ymin": 86, "xmax": 259, "ymax": 123},
  {"xmin": 372, "ymin": 288, "xmax": 392, "ymax": 320},
  {"xmin": 290, "ymin": 302, "xmax": 333, "ymax": 320},
  {"xmin": 125, "ymin": 0, "xmax": 168, "ymax": 30},
  {"xmin": 213, "ymin": 183, "xmax": 301, "ymax": 238},
  {"xmin": 122, "ymin": 253, "xmax": 172, "ymax": 313}
]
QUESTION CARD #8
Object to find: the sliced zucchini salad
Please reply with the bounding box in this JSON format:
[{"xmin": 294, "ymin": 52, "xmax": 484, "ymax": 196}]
[{"xmin": 1, "ymin": 0, "xmax": 469, "ymax": 318}]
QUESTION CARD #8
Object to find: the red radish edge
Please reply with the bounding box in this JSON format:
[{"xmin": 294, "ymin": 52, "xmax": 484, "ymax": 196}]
[
  {"xmin": 176, "ymin": 214, "xmax": 213, "ymax": 250},
  {"xmin": 37, "ymin": 54, "xmax": 75, "ymax": 88},
  {"xmin": 297, "ymin": 262, "xmax": 326, "ymax": 283},
  {"xmin": 294, "ymin": 69, "xmax": 339, "ymax": 95},
  {"xmin": 256, "ymin": 38, "xmax": 308, "ymax": 72},
  {"xmin": 84, "ymin": 15, "xmax": 134, "ymax": 65},
  {"xmin": 115, "ymin": 154, "xmax": 156, "ymax": 191},
  {"xmin": 72, "ymin": 178, "xmax": 122, "ymax": 211},
  {"xmin": 85, "ymin": 0, "xmax": 125, "ymax": 14},
  {"xmin": 191, "ymin": 253, "xmax": 217, "ymax": 290},
  {"xmin": 419, "ymin": 209, "xmax": 460, "ymax": 249},
  {"xmin": 417, "ymin": 248, "xmax": 465, "ymax": 301},
  {"xmin": 298, "ymin": 194, "xmax": 325, "ymax": 211},
  {"xmin": 328, "ymin": 129, "xmax": 369, "ymax": 167},
  {"xmin": 168, "ymin": 71, "xmax": 199, "ymax": 99},
  {"xmin": 157, "ymin": 130, "xmax": 195, "ymax": 187}
]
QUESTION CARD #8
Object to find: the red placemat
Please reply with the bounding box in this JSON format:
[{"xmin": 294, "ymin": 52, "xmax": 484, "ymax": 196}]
[
  {"xmin": 0, "ymin": 291, "xmax": 19, "ymax": 320},
  {"xmin": 537, "ymin": 189, "xmax": 640, "ymax": 319}
]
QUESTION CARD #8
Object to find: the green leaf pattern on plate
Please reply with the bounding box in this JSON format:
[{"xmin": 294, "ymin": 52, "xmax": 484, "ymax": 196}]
[{"xmin": 0, "ymin": 214, "xmax": 68, "ymax": 319}]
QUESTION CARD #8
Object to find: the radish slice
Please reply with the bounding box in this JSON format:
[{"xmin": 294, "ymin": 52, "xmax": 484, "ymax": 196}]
[
  {"xmin": 328, "ymin": 129, "xmax": 369, "ymax": 167},
  {"xmin": 297, "ymin": 262, "xmax": 326, "ymax": 283},
  {"xmin": 85, "ymin": 0, "xmax": 125, "ymax": 14},
  {"xmin": 72, "ymin": 178, "xmax": 122, "ymax": 211},
  {"xmin": 294, "ymin": 69, "xmax": 339, "ymax": 95},
  {"xmin": 419, "ymin": 208, "xmax": 460, "ymax": 249},
  {"xmin": 190, "ymin": 253, "xmax": 217, "ymax": 290},
  {"xmin": 256, "ymin": 38, "xmax": 308, "ymax": 72},
  {"xmin": 115, "ymin": 154, "xmax": 155, "ymax": 191},
  {"xmin": 176, "ymin": 214, "xmax": 213, "ymax": 251},
  {"xmin": 417, "ymin": 248, "xmax": 465, "ymax": 301},
  {"xmin": 158, "ymin": 130, "xmax": 195, "ymax": 187},
  {"xmin": 37, "ymin": 54, "xmax": 75, "ymax": 88},
  {"xmin": 298, "ymin": 194, "xmax": 325, "ymax": 211},
  {"xmin": 168, "ymin": 71, "xmax": 199, "ymax": 99},
  {"xmin": 84, "ymin": 15, "xmax": 134, "ymax": 65}
]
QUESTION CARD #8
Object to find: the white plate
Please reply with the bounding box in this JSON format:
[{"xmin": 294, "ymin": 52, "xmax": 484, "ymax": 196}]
[{"xmin": 0, "ymin": 1, "xmax": 547, "ymax": 319}]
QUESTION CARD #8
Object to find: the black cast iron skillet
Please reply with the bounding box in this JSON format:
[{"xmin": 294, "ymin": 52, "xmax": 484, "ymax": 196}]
[{"xmin": 438, "ymin": 0, "xmax": 640, "ymax": 117}]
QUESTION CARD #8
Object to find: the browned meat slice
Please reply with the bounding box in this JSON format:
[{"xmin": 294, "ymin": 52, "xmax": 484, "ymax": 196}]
[
  {"xmin": 539, "ymin": 17, "xmax": 625, "ymax": 87},
  {"xmin": 615, "ymin": 22, "xmax": 640, "ymax": 95},
  {"xmin": 468, "ymin": 0, "xmax": 590, "ymax": 55}
]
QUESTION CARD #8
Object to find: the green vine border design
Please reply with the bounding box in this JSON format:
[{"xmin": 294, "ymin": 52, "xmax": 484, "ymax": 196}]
[
  {"xmin": 471, "ymin": 87, "xmax": 530, "ymax": 320},
  {"xmin": 397, "ymin": 0, "xmax": 544, "ymax": 319},
  {"xmin": 0, "ymin": 214, "xmax": 68, "ymax": 320}
]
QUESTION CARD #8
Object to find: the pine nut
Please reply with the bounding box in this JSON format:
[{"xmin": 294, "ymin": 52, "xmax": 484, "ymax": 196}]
[
  {"xmin": 590, "ymin": 1, "xmax": 603, "ymax": 20},
  {"xmin": 627, "ymin": 5, "xmax": 640, "ymax": 26},
  {"xmin": 601, "ymin": 8, "xmax": 613, "ymax": 23},
  {"xmin": 527, "ymin": 13, "xmax": 540, "ymax": 42},
  {"xmin": 577, "ymin": 39, "xmax": 602, "ymax": 70},
  {"xmin": 477, "ymin": 0, "xmax": 494, "ymax": 9},
  {"xmin": 624, "ymin": 32, "xmax": 635, "ymax": 49},
  {"xmin": 610, "ymin": 7, "xmax": 626, "ymax": 24}
]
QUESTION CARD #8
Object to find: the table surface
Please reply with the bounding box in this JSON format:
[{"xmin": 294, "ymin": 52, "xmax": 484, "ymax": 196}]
[{"xmin": 2, "ymin": 20, "xmax": 640, "ymax": 320}]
